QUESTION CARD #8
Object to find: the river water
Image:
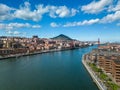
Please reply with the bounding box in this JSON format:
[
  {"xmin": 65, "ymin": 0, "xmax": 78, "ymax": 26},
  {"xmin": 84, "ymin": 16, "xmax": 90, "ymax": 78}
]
[{"xmin": 0, "ymin": 46, "xmax": 98, "ymax": 90}]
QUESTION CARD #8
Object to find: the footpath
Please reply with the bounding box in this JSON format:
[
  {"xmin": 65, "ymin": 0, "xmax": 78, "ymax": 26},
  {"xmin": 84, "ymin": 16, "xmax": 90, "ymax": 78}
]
[{"xmin": 82, "ymin": 55, "xmax": 107, "ymax": 90}]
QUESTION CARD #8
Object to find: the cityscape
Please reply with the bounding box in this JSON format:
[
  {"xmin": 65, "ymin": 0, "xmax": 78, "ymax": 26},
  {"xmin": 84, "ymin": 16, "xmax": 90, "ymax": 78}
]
[
  {"xmin": 0, "ymin": 34, "xmax": 95, "ymax": 59},
  {"xmin": 0, "ymin": 0, "xmax": 120, "ymax": 90}
]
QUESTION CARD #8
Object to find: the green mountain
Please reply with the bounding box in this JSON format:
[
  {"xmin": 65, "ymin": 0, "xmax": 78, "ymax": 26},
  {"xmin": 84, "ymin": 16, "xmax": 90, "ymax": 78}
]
[{"xmin": 51, "ymin": 34, "xmax": 73, "ymax": 41}]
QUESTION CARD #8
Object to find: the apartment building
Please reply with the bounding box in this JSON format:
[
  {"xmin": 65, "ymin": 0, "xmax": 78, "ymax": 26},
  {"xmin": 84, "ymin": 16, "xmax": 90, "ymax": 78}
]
[{"xmin": 112, "ymin": 60, "xmax": 120, "ymax": 85}]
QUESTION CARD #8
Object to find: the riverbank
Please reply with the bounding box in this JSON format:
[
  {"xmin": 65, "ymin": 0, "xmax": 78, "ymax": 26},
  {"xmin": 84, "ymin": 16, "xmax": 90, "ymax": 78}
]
[
  {"xmin": 0, "ymin": 47, "xmax": 80, "ymax": 60},
  {"xmin": 82, "ymin": 55, "xmax": 107, "ymax": 90}
]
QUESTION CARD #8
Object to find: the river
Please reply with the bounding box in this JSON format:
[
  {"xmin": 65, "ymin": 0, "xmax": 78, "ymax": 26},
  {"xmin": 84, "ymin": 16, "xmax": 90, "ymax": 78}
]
[{"xmin": 0, "ymin": 46, "xmax": 98, "ymax": 90}]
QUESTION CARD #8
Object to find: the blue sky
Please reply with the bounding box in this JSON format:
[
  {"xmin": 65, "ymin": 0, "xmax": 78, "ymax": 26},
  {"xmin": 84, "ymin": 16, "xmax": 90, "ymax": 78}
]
[{"xmin": 0, "ymin": 0, "xmax": 120, "ymax": 42}]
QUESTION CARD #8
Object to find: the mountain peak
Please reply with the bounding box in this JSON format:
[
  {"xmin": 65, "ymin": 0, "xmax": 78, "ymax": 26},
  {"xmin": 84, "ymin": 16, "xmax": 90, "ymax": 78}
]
[{"xmin": 51, "ymin": 34, "xmax": 73, "ymax": 41}]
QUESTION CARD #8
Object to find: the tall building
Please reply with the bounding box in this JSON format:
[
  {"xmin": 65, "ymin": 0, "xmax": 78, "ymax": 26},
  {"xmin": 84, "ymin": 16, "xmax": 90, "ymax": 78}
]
[
  {"xmin": 98, "ymin": 38, "xmax": 100, "ymax": 47},
  {"xmin": 112, "ymin": 60, "xmax": 120, "ymax": 85}
]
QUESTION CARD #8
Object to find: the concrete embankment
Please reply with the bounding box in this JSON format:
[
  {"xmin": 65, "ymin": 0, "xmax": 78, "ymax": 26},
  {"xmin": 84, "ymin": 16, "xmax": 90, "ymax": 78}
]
[{"xmin": 82, "ymin": 55, "xmax": 107, "ymax": 90}]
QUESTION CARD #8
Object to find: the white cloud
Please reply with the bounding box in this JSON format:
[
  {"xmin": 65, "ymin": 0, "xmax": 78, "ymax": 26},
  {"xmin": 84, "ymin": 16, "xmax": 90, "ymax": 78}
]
[
  {"xmin": 0, "ymin": 4, "xmax": 11, "ymax": 15},
  {"xmin": 8, "ymin": 23, "xmax": 30, "ymax": 28},
  {"xmin": 113, "ymin": 1, "xmax": 120, "ymax": 11},
  {"xmin": 61, "ymin": 10, "xmax": 120, "ymax": 27},
  {"xmin": 0, "ymin": 22, "xmax": 41, "ymax": 35},
  {"xmin": 50, "ymin": 19, "xmax": 100, "ymax": 28},
  {"xmin": 6, "ymin": 30, "xmax": 22, "ymax": 35},
  {"xmin": 63, "ymin": 19, "xmax": 100, "ymax": 27},
  {"xmin": 80, "ymin": 19, "xmax": 100, "ymax": 25},
  {"xmin": 32, "ymin": 25, "xmax": 41, "ymax": 28},
  {"xmin": 100, "ymin": 11, "xmax": 120, "ymax": 23},
  {"xmin": 0, "ymin": 2, "xmax": 78, "ymax": 22},
  {"xmin": 14, "ymin": 2, "xmax": 43, "ymax": 21},
  {"xmin": 0, "ymin": 4, "xmax": 14, "ymax": 20},
  {"xmin": 48, "ymin": 5, "xmax": 78, "ymax": 18},
  {"xmin": 50, "ymin": 22, "xmax": 60, "ymax": 27},
  {"xmin": 71, "ymin": 8, "xmax": 78, "ymax": 16},
  {"xmin": 0, "ymin": 23, "xmax": 41, "ymax": 30},
  {"xmin": 54, "ymin": 10, "xmax": 120, "ymax": 27},
  {"xmin": 12, "ymin": 31, "xmax": 20, "ymax": 35},
  {"xmin": 117, "ymin": 23, "xmax": 120, "ymax": 26},
  {"xmin": 48, "ymin": 6, "xmax": 58, "ymax": 18},
  {"xmin": 81, "ymin": 0, "xmax": 113, "ymax": 14},
  {"xmin": 108, "ymin": 0, "xmax": 120, "ymax": 12},
  {"xmin": 7, "ymin": 30, "xmax": 13, "ymax": 34},
  {"xmin": 56, "ymin": 6, "xmax": 70, "ymax": 18},
  {"xmin": 36, "ymin": 4, "xmax": 49, "ymax": 14}
]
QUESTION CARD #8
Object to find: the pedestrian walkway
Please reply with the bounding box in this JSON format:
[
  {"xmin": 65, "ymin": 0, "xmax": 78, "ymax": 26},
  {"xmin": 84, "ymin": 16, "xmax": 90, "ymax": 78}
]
[{"xmin": 82, "ymin": 55, "xmax": 107, "ymax": 90}]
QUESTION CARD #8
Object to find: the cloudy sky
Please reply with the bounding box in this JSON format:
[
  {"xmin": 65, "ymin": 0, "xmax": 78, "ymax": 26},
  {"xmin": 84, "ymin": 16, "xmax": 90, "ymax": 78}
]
[{"xmin": 0, "ymin": 0, "xmax": 120, "ymax": 42}]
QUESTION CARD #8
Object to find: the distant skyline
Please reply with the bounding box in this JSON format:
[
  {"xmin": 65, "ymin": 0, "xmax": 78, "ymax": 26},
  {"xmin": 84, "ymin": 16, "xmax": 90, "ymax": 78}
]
[{"xmin": 0, "ymin": 0, "xmax": 120, "ymax": 42}]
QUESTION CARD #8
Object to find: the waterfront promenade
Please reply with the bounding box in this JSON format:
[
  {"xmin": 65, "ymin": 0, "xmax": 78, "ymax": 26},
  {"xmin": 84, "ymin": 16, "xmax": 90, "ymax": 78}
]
[{"xmin": 82, "ymin": 55, "xmax": 107, "ymax": 90}]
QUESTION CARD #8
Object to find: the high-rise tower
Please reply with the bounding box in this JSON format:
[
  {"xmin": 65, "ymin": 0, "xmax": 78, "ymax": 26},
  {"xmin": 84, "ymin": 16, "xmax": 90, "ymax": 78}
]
[{"xmin": 98, "ymin": 38, "xmax": 100, "ymax": 47}]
